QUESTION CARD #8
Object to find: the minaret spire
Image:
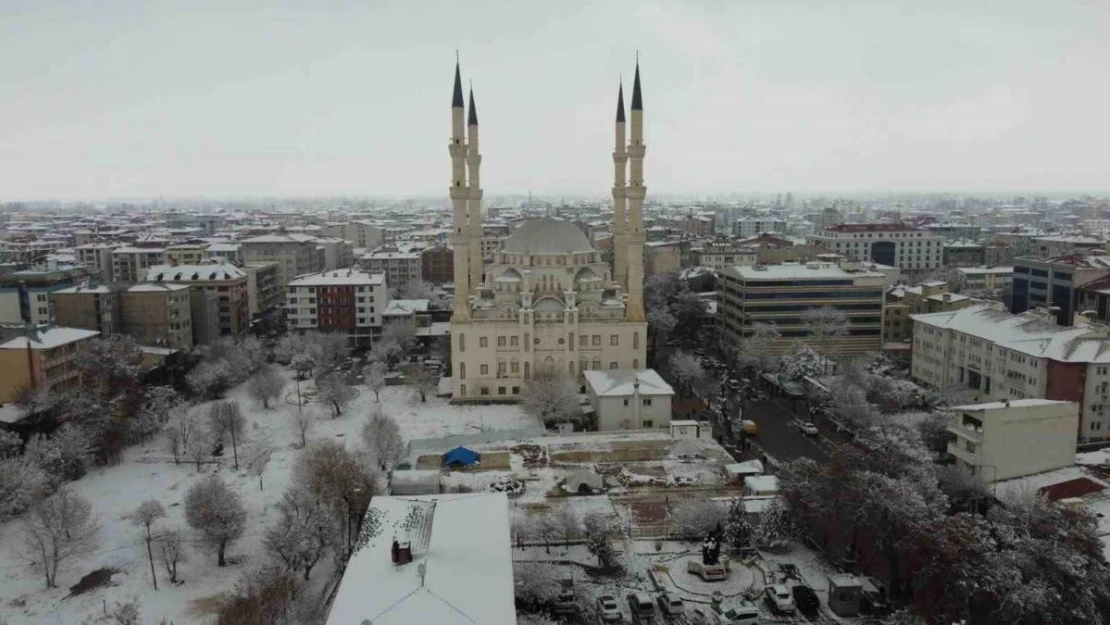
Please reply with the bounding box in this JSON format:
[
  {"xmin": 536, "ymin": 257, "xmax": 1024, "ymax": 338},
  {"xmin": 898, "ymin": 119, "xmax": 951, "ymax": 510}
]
[
  {"xmin": 625, "ymin": 59, "xmax": 646, "ymax": 323},
  {"xmin": 468, "ymin": 84, "xmax": 479, "ymax": 126},
  {"xmin": 466, "ymin": 84, "xmax": 483, "ymax": 295},
  {"xmin": 449, "ymin": 59, "xmax": 471, "ymax": 320},
  {"xmin": 631, "ymin": 60, "xmax": 643, "ymax": 111},
  {"xmin": 616, "ymin": 83, "xmax": 626, "ymax": 123},
  {"xmin": 452, "ymin": 61, "xmax": 465, "ymax": 109},
  {"xmin": 612, "ymin": 81, "xmax": 629, "ymax": 290}
]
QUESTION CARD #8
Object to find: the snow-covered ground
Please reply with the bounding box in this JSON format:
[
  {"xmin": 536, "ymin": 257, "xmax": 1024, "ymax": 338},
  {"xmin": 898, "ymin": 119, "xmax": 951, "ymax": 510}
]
[{"xmin": 0, "ymin": 367, "xmax": 539, "ymax": 625}]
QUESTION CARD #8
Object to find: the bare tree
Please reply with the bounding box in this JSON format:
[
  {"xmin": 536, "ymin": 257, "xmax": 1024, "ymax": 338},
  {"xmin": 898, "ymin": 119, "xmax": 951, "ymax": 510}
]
[
  {"xmin": 403, "ymin": 365, "xmax": 437, "ymax": 403},
  {"xmin": 361, "ymin": 408, "xmax": 404, "ymax": 473},
  {"xmin": 20, "ymin": 487, "xmax": 99, "ymax": 589},
  {"xmin": 208, "ymin": 400, "xmax": 247, "ymax": 470},
  {"xmin": 15, "ymin": 385, "xmax": 58, "ymax": 424},
  {"xmin": 521, "ymin": 371, "xmax": 580, "ymax": 426},
  {"xmin": 738, "ymin": 321, "xmax": 782, "ymax": 373},
  {"xmin": 291, "ymin": 354, "xmax": 316, "ymax": 381},
  {"xmin": 317, "ymin": 374, "xmax": 356, "ymax": 417},
  {"xmin": 290, "ymin": 408, "xmax": 319, "ymax": 448},
  {"xmin": 364, "ymin": 362, "xmax": 387, "ymax": 402},
  {"xmin": 245, "ymin": 436, "xmax": 274, "ymax": 491},
  {"xmin": 165, "ymin": 405, "xmax": 200, "ymax": 465},
  {"xmin": 368, "ymin": 337, "xmax": 402, "ymax": 369},
  {"xmin": 131, "ymin": 500, "xmax": 166, "ymax": 590},
  {"xmin": 668, "ymin": 350, "xmax": 704, "ymax": 394},
  {"xmin": 382, "ymin": 321, "xmax": 417, "ymax": 358},
  {"xmin": 292, "ymin": 441, "xmax": 377, "ymax": 541},
  {"xmin": 185, "ymin": 475, "xmax": 247, "ymax": 567},
  {"xmin": 671, "ymin": 500, "xmax": 727, "ymax": 539},
  {"xmin": 185, "ymin": 427, "xmax": 212, "ymax": 472},
  {"xmin": 248, "ymin": 365, "xmax": 285, "ymax": 410},
  {"xmin": 554, "ymin": 507, "xmax": 581, "ymax": 548},
  {"xmin": 0, "ymin": 456, "xmax": 49, "ymax": 523},
  {"xmin": 801, "ymin": 305, "xmax": 849, "ymax": 362},
  {"xmin": 263, "ymin": 488, "xmax": 337, "ymax": 580},
  {"xmin": 154, "ymin": 527, "xmax": 186, "ymax": 584}
]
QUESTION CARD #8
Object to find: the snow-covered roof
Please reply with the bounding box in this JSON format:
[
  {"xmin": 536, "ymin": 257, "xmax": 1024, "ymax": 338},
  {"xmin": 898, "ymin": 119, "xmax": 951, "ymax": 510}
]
[
  {"xmin": 112, "ymin": 246, "xmax": 165, "ymax": 254},
  {"xmin": 288, "ymin": 270, "xmax": 384, "ymax": 287},
  {"xmin": 127, "ymin": 283, "xmax": 191, "ymax": 293},
  {"xmin": 951, "ymin": 398, "xmax": 1072, "ymax": 412},
  {"xmin": 729, "ymin": 262, "xmax": 884, "ymax": 281},
  {"xmin": 0, "ymin": 327, "xmax": 99, "ymax": 350},
  {"xmin": 145, "ymin": 263, "xmax": 246, "ymax": 282},
  {"xmin": 956, "ymin": 266, "xmax": 1013, "ymax": 276},
  {"xmin": 726, "ymin": 460, "xmax": 764, "ymax": 476},
  {"xmin": 744, "ymin": 475, "xmax": 780, "ymax": 493},
  {"xmin": 240, "ymin": 233, "xmax": 318, "ymax": 244},
  {"xmin": 326, "ymin": 493, "xmax": 516, "ymax": 625},
  {"xmin": 53, "ymin": 284, "xmax": 113, "ymax": 294},
  {"xmin": 583, "ymin": 368, "xmax": 674, "ymax": 397},
  {"xmin": 383, "ymin": 299, "xmax": 430, "ymax": 316}
]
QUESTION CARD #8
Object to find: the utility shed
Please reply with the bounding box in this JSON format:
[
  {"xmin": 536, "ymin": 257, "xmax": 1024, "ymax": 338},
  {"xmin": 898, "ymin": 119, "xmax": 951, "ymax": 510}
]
[{"xmin": 442, "ymin": 446, "xmax": 480, "ymax": 468}]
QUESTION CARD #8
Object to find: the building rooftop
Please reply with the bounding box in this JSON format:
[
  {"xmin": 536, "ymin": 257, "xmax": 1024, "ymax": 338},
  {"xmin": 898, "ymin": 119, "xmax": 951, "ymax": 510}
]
[
  {"xmin": 53, "ymin": 284, "xmax": 113, "ymax": 294},
  {"xmin": 240, "ymin": 233, "xmax": 318, "ymax": 244},
  {"xmin": 145, "ymin": 263, "xmax": 246, "ymax": 282},
  {"xmin": 951, "ymin": 398, "xmax": 1072, "ymax": 411},
  {"xmin": 729, "ymin": 262, "xmax": 885, "ymax": 281},
  {"xmin": 502, "ymin": 217, "xmax": 594, "ymax": 255},
  {"xmin": 823, "ymin": 223, "xmax": 918, "ymax": 233},
  {"xmin": 956, "ymin": 266, "xmax": 1013, "ymax": 275},
  {"xmin": 383, "ymin": 299, "xmax": 430, "ymax": 316},
  {"xmin": 288, "ymin": 269, "xmax": 384, "ymax": 287},
  {"xmin": 0, "ymin": 326, "xmax": 99, "ymax": 350},
  {"xmin": 127, "ymin": 283, "xmax": 191, "ymax": 293},
  {"xmin": 583, "ymin": 368, "xmax": 674, "ymax": 397},
  {"xmin": 326, "ymin": 493, "xmax": 516, "ymax": 625}
]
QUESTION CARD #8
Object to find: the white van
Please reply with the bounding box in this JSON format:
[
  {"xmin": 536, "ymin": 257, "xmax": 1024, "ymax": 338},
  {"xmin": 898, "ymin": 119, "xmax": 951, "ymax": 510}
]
[{"xmin": 720, "ymin": 600, "xmax": 761, "ymax": 625}]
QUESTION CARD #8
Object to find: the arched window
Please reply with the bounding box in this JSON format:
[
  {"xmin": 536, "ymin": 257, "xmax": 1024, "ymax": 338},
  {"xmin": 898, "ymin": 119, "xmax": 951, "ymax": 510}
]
[
  {"xmin": 459, "ymin": 363, "xmax": 466, "ymax": 379},
  {"xmin": 592, "ymin": 358, "xmax": 601, "ymax": 370},
  {"xmin": 524, "ymin": 362, "xmax": 531, "ymax": 379},
  {"xmin": 459, "ymin": 333, "xmax": 465, "ymax": 352},
  {"xmin": 633, "ymin": 332, "xmax": 640, "ymax": 350}
]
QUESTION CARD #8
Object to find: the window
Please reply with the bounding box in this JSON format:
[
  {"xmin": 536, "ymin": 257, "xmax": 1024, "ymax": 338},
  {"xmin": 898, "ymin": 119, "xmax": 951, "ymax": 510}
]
[
  {"xmin": 512, "ymin": 386, "xmax": 520, "ymax": 394},
  {"xmin": 579, "ymin": 334, "xmax": 587, "ymax": 347},
  {"xmin": 460, "ymin": 384, "xmax": 466, "ymax": 396},
  {"xmin": 592, "ymin": 358, "xmax": 601, "ymax": 370},
  {"xmin": 568, "ymin": 362, "xmax": 575, "ymax": 375},
  {"xmin": 460, "ymin": 363, "xmax": 466, "ymax": 379},
  {"xmin": 498, "ymin": 362, "xmax": 506, "ymax": 374},
  {"xmin": 611, "ymin": 335, "xmax": 619, "ymax": 346},
  {"xmin": 497, "ymin": 336, "xmax": 506, "ymax": 347},
  {"xmin": 643, "ymin": 420, "xmax": 654, "ymax": 428},
  {"xmin": 643, "ymin": 398, "xmax": 652, "ymax": 406},
  {"xmin": 633, "ymin": 332, "xmax": 640, "ymax": 350},
  {"xmin": 524, "ymin": 362, "xmax": 530, "ymax": 379},
  {"xmin": 459, "ymin": 334, "xmax": 465, "ymax": 352},
  {"xmin": 498, "ymin": 386, "xmax": 506, "ymax": 396},
  {"xmin": 508, "ymin": 335, "xmax": 519, "ymax": 347},
  {"xmin": 511, "ymin": 361, "xmax": 519, "ymax": 373},
  {"xmin": 633, "ymin": 359, "xmax": 639, "ymax": 369},
  {"xmin": 610, "ymin": 362, "xmax": 618, "ymax": 370},
  {"xmin": 524, "ymin": 333, "xmax": 530, "ymax": 351},
  {"xmin": 480, "ymin": 364, "xmax": 489, "ymax": 375},
  {"xmin": 623, "ymin": 398, "xmax": 629, "ymax": 406},
  {"xmin": 480, "ymin": 337, "xmax": 488, "ymax": 348},
  {"xmin": 569, "ymin": 333, "xmax": 575, "ymax": 350},
  {"xmin": 480, "ymin": 387, "xmax": 489, "ymax": 396}
]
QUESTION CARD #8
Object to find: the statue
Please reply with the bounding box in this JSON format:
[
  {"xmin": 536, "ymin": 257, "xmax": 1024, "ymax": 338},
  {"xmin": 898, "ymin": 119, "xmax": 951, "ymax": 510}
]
[{"xmin": 702, "ymin": 522, "xmax": 723, "ymax": 566}]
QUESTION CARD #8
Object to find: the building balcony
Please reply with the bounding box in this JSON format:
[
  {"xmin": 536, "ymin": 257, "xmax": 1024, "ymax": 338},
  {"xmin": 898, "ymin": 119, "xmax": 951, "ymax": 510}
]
[
  {"xmin": 947, "ymin": 441, "xmax": 981, "ymax": 465},
  {"xmin": 947, "ymin": 425, "xmax": 983, "ymax": 444}
]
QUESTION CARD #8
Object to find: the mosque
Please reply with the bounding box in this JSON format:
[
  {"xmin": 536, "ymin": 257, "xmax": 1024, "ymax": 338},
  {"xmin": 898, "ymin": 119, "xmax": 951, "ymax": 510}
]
[{"xmin": 448, "ymin": 60, "xmax": 649, "ymax": 401}]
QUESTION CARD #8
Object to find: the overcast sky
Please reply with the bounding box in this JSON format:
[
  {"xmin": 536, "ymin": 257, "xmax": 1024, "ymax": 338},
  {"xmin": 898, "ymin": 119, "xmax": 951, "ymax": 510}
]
[{"xmin": 1, "ymin": 0, "xmax": 1108, "ymax": 201}]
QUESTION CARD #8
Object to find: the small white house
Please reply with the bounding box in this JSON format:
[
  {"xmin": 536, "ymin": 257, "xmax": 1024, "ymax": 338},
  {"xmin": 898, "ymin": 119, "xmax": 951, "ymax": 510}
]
[
  {"xmin": 743, "ymin": 475, "xmax": 780, "ymax": 496},
  {"xmin": 670, "ymin": 420, "xmax": 714, "ymax": 440},
  {"xmin": 582, "ymin": 368, "xmax": 675, "ymax": 431}
]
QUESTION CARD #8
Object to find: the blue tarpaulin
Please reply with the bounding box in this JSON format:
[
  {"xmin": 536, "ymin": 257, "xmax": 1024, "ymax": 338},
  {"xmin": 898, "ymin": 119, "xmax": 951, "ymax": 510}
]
[{"xmin": 442, "ymin": 446, "xmax": 480, "ymax": 467}]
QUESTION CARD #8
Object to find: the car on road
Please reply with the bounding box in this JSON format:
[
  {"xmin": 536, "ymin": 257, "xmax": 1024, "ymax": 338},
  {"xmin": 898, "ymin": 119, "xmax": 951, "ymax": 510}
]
[
  {"xmin": 719, "ymin": 600, "xmax": 761, "ymax": 625},
  {"xmin": 798, "ymin": 422, "xmax": 819, "ymax": 436},
  {"xmin": 596, "ymin": 595, "xmax": 622, "ymax": 622},
  {"xmin": 656, "ymin": 592, "xmax": 684, "ymax": 617},
  {"xmin": 628, "ymin": 592, "xmax": 655, "ymax": 623},
  {"xmin": 763, "ymin": 584, "xmax": 796, "ymax": 615},
  {"xmin": 791, "ymin": 585, "xmax": 820, "ymax": 617}
]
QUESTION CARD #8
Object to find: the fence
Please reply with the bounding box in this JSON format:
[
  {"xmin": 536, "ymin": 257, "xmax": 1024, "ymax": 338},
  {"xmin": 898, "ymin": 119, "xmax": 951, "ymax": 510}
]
[{"xmin": 405, "ymin": 425, "xmax": 548, "ymax": 457}]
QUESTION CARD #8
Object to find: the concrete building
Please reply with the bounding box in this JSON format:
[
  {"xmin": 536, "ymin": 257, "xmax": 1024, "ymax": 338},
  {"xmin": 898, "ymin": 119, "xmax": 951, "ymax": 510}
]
[
  {"xmin": 315, "ymin": 236, "xmax": 355, "ymax": 271},
  {"xmin": 285, "ymin": 269, "xmax": 387, "ymax": 347},
  {"xmin": 240, "ymin": 232, "xmax": 323, "ymax": 287},
  {"xmin": 691, "ymin": 243, "xmax": 757, "ymax": 271},
  {"xmin": 74, "ymin": 243, "xmax": 115, "ymax": 278},
  {"xmin": 643, "ymin": 240, "xmax": 686, "ymax": 277},
  {"xmin": 912, "ymin": 304, "xmax": 1110, "ymax": 442},
  {"xmin": 244, "ymin": 262, "xmax": 282, "ymax": 330},
  {"xmin": 942, "ymin": 242, "xmax": 986, "ymax": 268},
  {"xmin": 121, "ymin": 283, "xmax": 194, "ymax": 349},
  {"xmin": 362, "ymin": 250, "xmax": 422, "ymax": 292},
  {"xmin": 50, "ymin": 284, "xmax": 121, "ymax": 336},
  {"xmin": 719, "ymin": 261, "xmax": 885, "ymax": 357},
  {"xmin": 111, "ymin": 246, "xmax": 166, "ymax": 283},
  {"xmin": 583, "ymin": 368, "xmax": 674, "ymax": 430},
  {"xmin": 948, "ymin": 399, "xmax": 1078, "ymax": 483},
  {"xmin": 144, "ymin": 262, "xmax": 249, "ymax": 341},
  {"xmin": 421, "ymin": 243, "xmax": 455, "ymax": 285},
  {"xmin": 205, "ymin": 242, "xmax": 244, "ymax": 265},
  {"xmin": 1011, "ymin": 255, "xmax": 1110, "ymax": 326},
  {"xmin": 732, "ymin": 217, "xmax": 786, "ymax": 238},
  {"xmin": 448, "ymin": 62, "xmax": 647, "ymax": 401},
  {"xmin": 164, "ymin": 243, "xmax": 208, "ymax": 266},
  {"xmin": 0, "ymin": 327, "xmax": 100, "ymax": 403},
  {"xmin": 320, "ymin": 220, "xmax": 384, "ymax": 250},
  {"xmin": 1031, "ymin": 235, "xmax": 1106, "ymax": 258},
  {"xmin": 0, "ymin": 265, "xmax": 92, "ymax": 325},
  {"xmin": 805, "ymin": 223, "xmax": 943, "ymax": 275},
  {"xmin": 956, "ymin": 266, "xmax": 1013, "ymax": 297}
]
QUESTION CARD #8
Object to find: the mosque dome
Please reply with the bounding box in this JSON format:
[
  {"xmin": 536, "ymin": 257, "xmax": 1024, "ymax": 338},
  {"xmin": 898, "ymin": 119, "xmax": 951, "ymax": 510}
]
[{"xmin": 502, "ymin": 217, "xmax": 594, "ymax": 255}]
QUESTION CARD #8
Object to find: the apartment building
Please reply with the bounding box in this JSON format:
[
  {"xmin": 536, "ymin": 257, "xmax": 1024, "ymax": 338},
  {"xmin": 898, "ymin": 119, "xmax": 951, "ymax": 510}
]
[
  {"xmin": 719, "ymin": 261, "xmax": 886, "ymax": 357},
  {"xmin": 361, "ymin": 251, "xmax": 421, "ymax": 292},
  {"xmin": 884, "ymin": 282, "xmax": 977, "ymax": 343},
  {"xmin": 805, "ymin": 223, "xmax": 942, "ymax": 275},
  {"xmin": 144, "ymin": 262, "xmax": 249, "ymax": 341},
  {"xmin": 121, "ymin": 284, "xmax": 194, "ymax": 349},
  {"xmin": 285, "ymin": 269, "xmax": 387, "ymax": 347},
  {"xmin": 942, "ymin": 242, "xmax": 986, "ymax": 268},
  {"xmin": 205, "ymin": 242, "xmax": 244, "ymax": 265},
  {"xmin": 320, "ymin": 221, "xmax": 384, "ymax": 249},
  {"xmin": 74, "ymin": 243, "xmax": 115, "ymax": 278},
  {"xmin": 315, "ymin": 237, "xmax": 355, "ymax": 271},
  {"xmin": 956, "ymin": 266, "xmax": 1013, "ymax": 296},
  {"xmin": 50, "ymin": 284, "xmax": 121, "ymax": 335},
  {"xmin": 643, "ymin": 241, "xmax": 687, "ymax": 277},
  {"xmin": 947, "ymin": 399, "xmax": 1078, "ymax": 483},
  {"xmin": 0, "ymin": 265, "xmax": 92, "ymax": 325},
  {"xmin": 111, "ymin": 247, "xmax": 166, "ymax": 283},
  {"xmin": 732, "ymin": 217, "xmax": 786, "ymax": 238},
  {"xmin": 0, "ymin": 327, "xmax": 100, "ymax": 403},
  {"xmin": 583, "ymin": 369, "xmax": 675, "ymax": 431},
  {"xmin": 164, "ymin": 243, "xmax": 208, "ymax": 266},
  {"xmin": 691, "ymin": 244, "xmax": 758, "ymax": 271},
  {"xmin": 240, "ymin": 233, "xmax": 323, "ymax": 287},
  {"xmin": 244, "ymin": 262, "xmax": 282, "ymax": 327},
  {"xmin": 420, "ymin": 244, "xmax": 454, "ymax": 285},
  {"xmin": 1011, "ymin": 255, "xmax": 1110, "ymax": 326},
  {"xmin": 912, "ymin": 304, "xmax": 1110, "ymax": 442},
  {"xmin": 1031, "ymin": 235, "xmax": 1106, "ymax": 258}
]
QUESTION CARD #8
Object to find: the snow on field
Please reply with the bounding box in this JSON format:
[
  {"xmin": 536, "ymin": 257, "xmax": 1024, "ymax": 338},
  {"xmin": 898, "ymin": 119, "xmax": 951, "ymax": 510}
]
[{"xmin": 0, "ymin": 367, "xmax": 539, "ymax": 625}]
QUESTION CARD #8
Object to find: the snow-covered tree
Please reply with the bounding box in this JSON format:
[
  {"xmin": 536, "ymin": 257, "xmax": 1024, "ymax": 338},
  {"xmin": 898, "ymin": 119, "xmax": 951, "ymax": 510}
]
[
  {"xmin": 382, "ymin": 321, "xmax": 418, "ymax": 357},
  {"xmin": 0, "ymin": 431, "xmax": 20, "ymax": 459},
  {"xmin": 14, "ymin": 385, "xmax": 58, "ymax": 425},
  {"xmin": 0, "ymin": 456, "xmax": 49, "ymax": 523},
  {"xmin": 154, "ymin": 527, "xmax": 186, "ymax": 584},
  {"xmin": 187, "ymin": 360, "xmax": 236, "ymax": 400},
  {"xmin": 263, "ymin": 488, "xmax": 337, "ymax": 580},
  {"xmin": 554, "ymin": 507, "xmax": 581, "ymax": 548},
  {"xmin": 513, "ymin": 562, "xmax": 564, "ymax": 608},
  {"xmin": 317, "ymin": 373, "xmax": 356, "ymax": 417},
  {"xmin": 737, "ymin": 322, "xmax": 781, "ymax": 373},
  {"xmin": 216, "ymin": 563, "xmax": 312, "ymax": 625},
  {"xmin": 583, "ymin": 512, "xmax": 616, "ymax": 568},
  {"xmin": 400, "ymin": 279, "xmax": 436, "ymax": 301},
  {"xmin": 364, "ymin": 361, "xmax": 387, "ymax": 402},
  {"xmin": 207, "ymin": 400, "xmax": 247, "ymax": 470},
  {"xmin": 75, "ymin": 335, "xmax": 145, "ymax": 397},
  {"xmin": 130, "ymin": 500, "xmax": 166, "ymax": 590},
  {"xmin": 290, "ymin": 408, "xmax": 318, "ymax": 448},
  {"xmin": 132, "ymin": 386, "xmax": 184, "ymax": 445},
  {"xmin": 828, "ymin": 384, "xmax": 879, "ymax": 429},
  {"xmin": 752, "ymin": 498, "xmax": 796, "ymax": 550},
  {"xmin": 668, "ymin": 350, "xmax": 704, "ymax": 394},
  {"xmin": 801, "ymin": 305, "xmax": 849, "ymax": 359},
  {"xmin": 723, "ymin": 498, "xmax": 753, "ymax": 553},
  {"xmin": 368, "ymin": 337, "xmax": 402, "ymax": 369},
  {"xmin": 164, "ymin": 405, "xmax": 200, "ymax": 465},
  {"xmin": 185, "ymin": 475, "xmax": 246, "ymax": 567},
  {"xmin": 671, "ymin": 500, "xmax": 727, "ymax": 539},
  {"xmin": 244, "ymin": 436, "xmax": 274, "ymax": 491},
  {"xmin": 248, "ymin": 365, "xmax": 285, "ymax": 410},
  {"xmin": 23, "ymin": 425, "xmax": 93, "ymax": 487},
  {"xmin": 779, "ymin": 341, "xmax": 824, "ymax": 383},
  {"xmin": 273, "ymin": 333, "xmax": 306, "ymax": 365},
  {"xmin": 292, "ymin": 440, "xmax": 377, "ymax": 521},
  {"xmin": 403, "ymin": 365, "xmax": 436, "ymax": 403},
  {"xmin": 361, "ymin": 409, "xmax": 403, "ymax": 473},
  {"xmin": 290, "ymin": 354, "xmax": 316, "ymax": 380},
  {"xmin": 522, "ymin": 371, "xmax": 580, "ymax": 427},
  {"xmin": 185, "ymin": 427, "xmax": 212, "ymax": 472},
  {"xmin": 20, "ymin": 487, "xmax": 99, "ymax": 589},
  {"xmin": 646, "ymin": 308, "xmax": 677, "ymax": 355}
]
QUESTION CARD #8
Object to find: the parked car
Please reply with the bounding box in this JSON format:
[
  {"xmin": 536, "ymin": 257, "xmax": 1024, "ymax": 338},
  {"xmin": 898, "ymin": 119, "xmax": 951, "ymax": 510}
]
[
  {"xmin": 656, "ymin": 592, "xmax": 685, "ymax": 617},
  {"xmin": 791, "ymin": 585, "xmax": 820, "ymax": 617},
  {"xmin": 799, "ymin": 422, "xmax": 819, "ymax": 436},
  {"xmin": 719, "ymin": 600, "xmax": 761, "ymax": 625},
  {"xmin": 687, "ymin": 605, "xmax": 721, "ymax": 625},
  {"xmin": 627, "ymin": 592, "xmax": 655, "ymax": 624},
  {"xmin": 596, "ymin": 595, "xmax": 622, "ymax": 622},
  {"xmin": 763, "ymin": 584, "xmax": 796, "ymax": 615}
]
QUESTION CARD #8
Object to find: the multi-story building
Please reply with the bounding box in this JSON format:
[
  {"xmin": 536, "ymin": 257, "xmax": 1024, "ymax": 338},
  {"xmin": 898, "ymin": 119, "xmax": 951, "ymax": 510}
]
[
  {"xmin": 73, "ymin": 243, "xmax": 116, "ymax": 278},
  {"xmin": 285, "ymin": 269, "xmax": 387, "ymax": 347},
  {"xmin": 320, "ymin": 221, "xmax": 384, "ymax": 250},
  {"xmin": 362, "ymin": 251, "xmax": 422, "ymax": 292},
  {"xmin": 805, "ymin": 223, "xmax": 942, "ymax": 275},
  {"xmin": 481, "ymin": 236, "xmax": 506, "ymax": 259},
  {"xmin": 1011, "ymin": 255, "xmax": 1110, "ymax": 326},
  {"xmin": 583, "ymin": 368, "xmax": 675, "ymax": 431},
  {"xmin": 682, "ymin": 213, "xmax": 715, "ymax": 237},
  {"xmin": 884, "ymin": 281, "xmax": 977, "ymax": 343},
  {"xmin": 956, "ymin": 266, "xmax": 1013, "ymax": 297},
  {"xmin": 120, "ymin": 283, "xmax": 194, "ymax": 349},
  {"xmin": 912, "ymin": 304, "xmax": 1110, "ymax": 442},
  {"xmin": 947, "ymin": 399, "xmax": 1078, "ymax": 483},
  {"xmin": 240, "ymin": 232, "xmax": 323, "ymax": 287},
  {"xmin": 164, "ymin": 243, "xmax": 208, "ymax": 266},
  {"xmin": 50, "ymin": 284, "xmax": 122, "ymax": 336},
  {"xmin": 244, "ymin": 262, "xmax": 283, "ymax": 330},
  {"xmin": 111, "ymin": 246, "xmax": 166, "ymax": 283},
  {"xmin": 144, "ymin": 262, "xmax": 249, "ymax": 341},
  {"xmin": 421, "ymin": 244, "xmax": 455, "ymax": 285},
  {"xmin": 691, "ymin": 243, "xmax": 757, "ymax": 271},
  {"xmin": 643, "ymin": 240, "xmax": 686, "ymax": 277},
  {"xmin": 0, "ymin": 265, "xmax": 92, "ymax": 325},
  {"xmin": 315, "ymin": 237, "xmax": 354, "ymax": 271},
  {"xmin": 942, "ymin": 242, "xmax": 986, "ymax": 268},
  {"xmin": 0, "ymin": 327, "xmax": 100, "ymax": 403},
  {"xmin": 719, "ymin": 261, "xmax": 885, "ymax": 357},
  {"xmin": 205, "ymin": 242, "xmax": 244, "ymax": 265},
  {"xmin": 732, "ymin": 217, "xmax": 786, "ymax": 238},
  {"xmin": 1031, "ymin": 235, "xmax": 1106, "ymax": 258}
]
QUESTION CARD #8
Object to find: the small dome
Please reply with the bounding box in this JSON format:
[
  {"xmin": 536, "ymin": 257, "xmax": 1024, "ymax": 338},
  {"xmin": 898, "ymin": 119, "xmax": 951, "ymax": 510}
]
[{"xmin": 503, "ymin": 218, "xmax": 593, "ymax": 255}]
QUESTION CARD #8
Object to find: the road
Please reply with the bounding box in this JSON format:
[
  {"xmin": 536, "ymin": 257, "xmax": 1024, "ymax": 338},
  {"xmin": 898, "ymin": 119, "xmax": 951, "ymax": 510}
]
[{"xmin": 738, "ymin": 398, "xmax": 830, "ymax": 465}]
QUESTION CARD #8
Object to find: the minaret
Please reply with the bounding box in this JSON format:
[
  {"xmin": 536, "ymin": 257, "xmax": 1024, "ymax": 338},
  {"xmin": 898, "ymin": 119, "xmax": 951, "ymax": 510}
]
[
  {"xmin": 612, "ymin": 83, "xmax": 628, "ymax": 289},
  {"xmin": 624, "ymin": 61, "xmax": 647, "ymax": 322},
  {"xmin": 467, "ymin": 86, "xmax": 484, "ymax": 295},
  {"xmin": 449, "ymin": 61, "xmax": 471, "ymax": 320}
]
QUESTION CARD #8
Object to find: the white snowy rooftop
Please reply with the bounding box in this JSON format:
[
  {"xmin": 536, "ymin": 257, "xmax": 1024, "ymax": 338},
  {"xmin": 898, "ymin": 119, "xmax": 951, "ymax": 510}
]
[
  {"xmin": 326, "ymin": 493, "xmax": 516, "ymax": 625},
  {"xmin": 383, "ymin": 299, "xmax": 430, "ymax": 316},
  {"xmin": 0, "ymin": 327, "xmax": 99, "ymax": 350},
  {"xmin": 145, "ymin": 263, "xmax": 246, "ymax": 282},
  {"xmin": 951, "ymin": 398, "xmax": 1071, "ymax": 411},
  {"xmin": 288, "ymin": 270, "xmax": 384, "ymax": 287},
  {"xmin": 583, "ymin": 368, "xmax": 674, "ymax": 397},
  {"xmin": 240, "ymin": 233, "xmax": 318, "ymax": 244},
  {"xmin": 729, "ymin": 262, "xmax": 884, "ymax": 281},
  {"xmin": 956, "ymin": 266, "xmax": 1013, "ymax": 276},
  {"xmin": 127, "ymin": 283, "xmax": 191, "ymax": 293}
]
